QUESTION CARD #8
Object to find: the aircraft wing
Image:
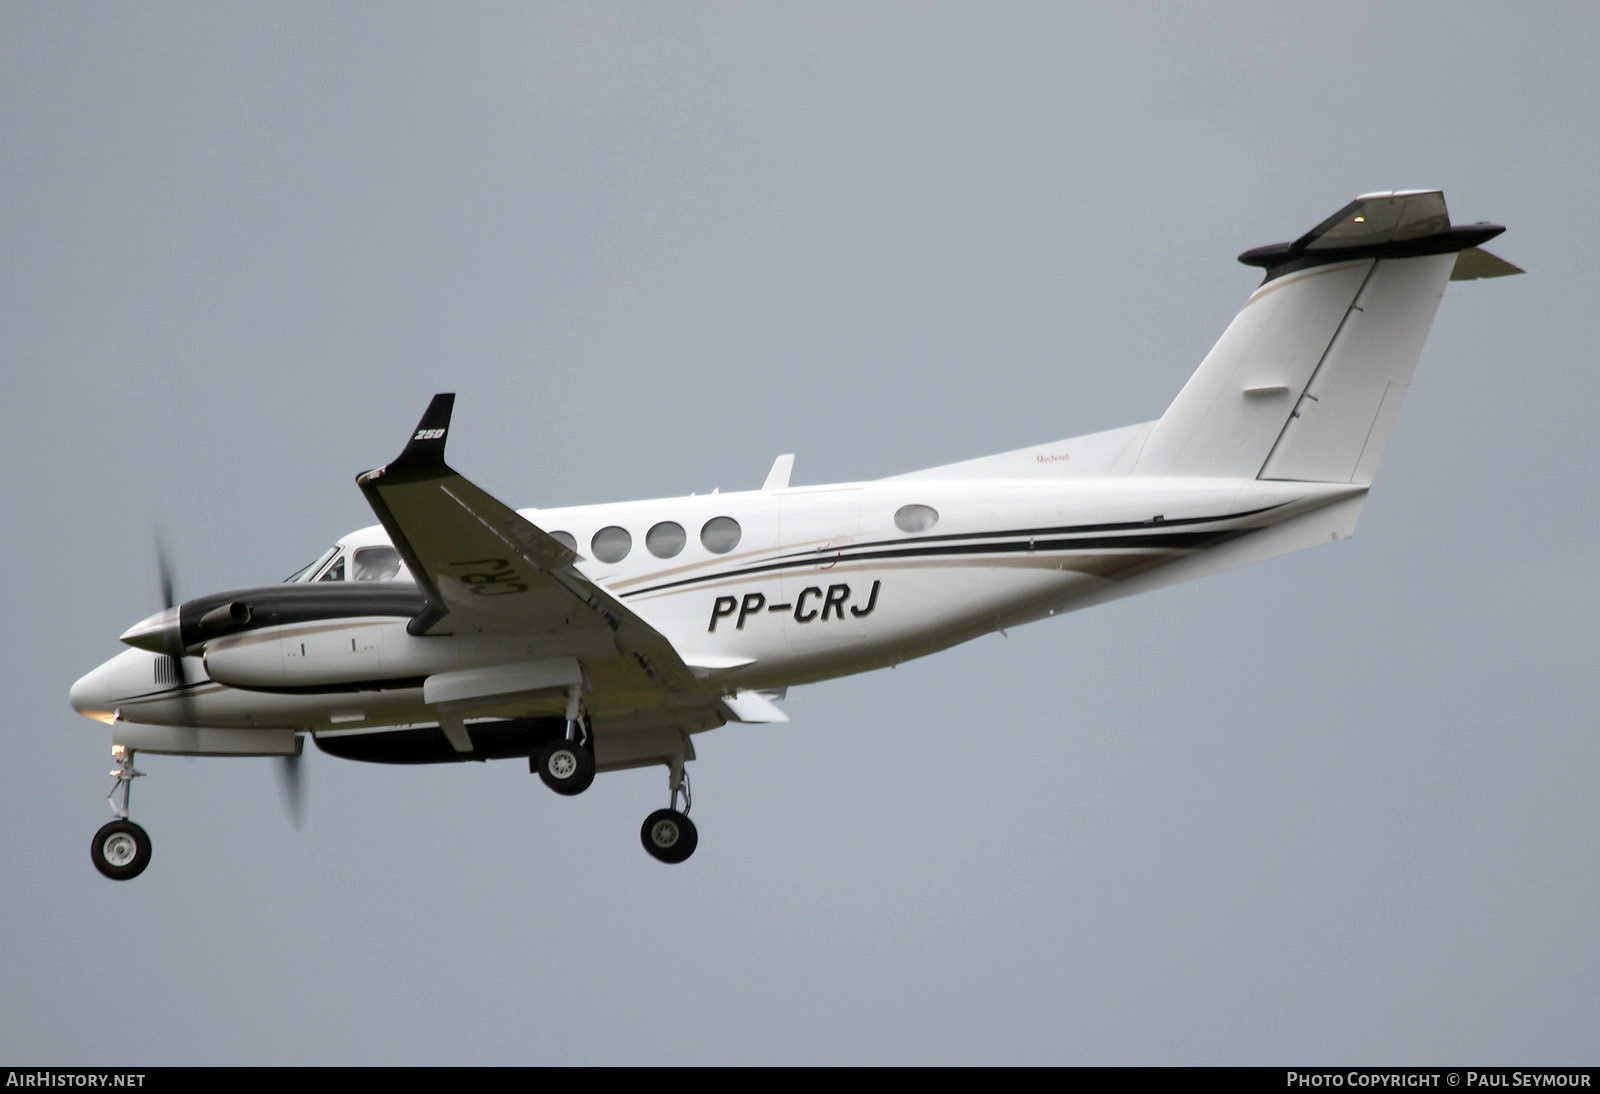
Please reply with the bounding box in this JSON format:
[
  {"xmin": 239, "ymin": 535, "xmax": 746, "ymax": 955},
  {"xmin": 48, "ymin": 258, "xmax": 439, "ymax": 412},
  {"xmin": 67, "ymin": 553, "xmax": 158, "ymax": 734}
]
[{"xmin": 356, "ymin": 394, "xmax": 714, "ymax": 720}]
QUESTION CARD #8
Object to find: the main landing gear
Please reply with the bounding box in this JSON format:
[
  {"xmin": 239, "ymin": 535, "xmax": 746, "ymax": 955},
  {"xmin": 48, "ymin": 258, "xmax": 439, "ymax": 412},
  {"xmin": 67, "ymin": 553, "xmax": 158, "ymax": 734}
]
[
  {"xmin": 531, "ymin": 703, "xmax": 699, "ymax": 864},
  {"xmin": 533, "ymin": 737, "xmax": 595, "ymax": 795},
  {"xmin": 92, "ymin": 745, "xmax": 151, "ymax": 881},
  {"xmin": 640, "ymin": 751, "xmax": 696, "ymax": 865}
]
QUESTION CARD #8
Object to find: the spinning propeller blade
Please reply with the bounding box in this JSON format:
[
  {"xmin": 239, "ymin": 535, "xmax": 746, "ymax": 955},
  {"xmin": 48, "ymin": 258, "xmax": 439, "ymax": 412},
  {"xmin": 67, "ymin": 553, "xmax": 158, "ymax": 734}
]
[
  {"xmin": 156, "ymin": 539, "xmax": 178, "ymax": 633},
  {"xmin": 276, "ymin": 751, "xmax": 306, "ymax": 831},
  {"xmin": 151, "ymin": 536, "xmax": 201, "ymax": 735},
  {"xmin": 155, "ymin": 536, "xmax": 308, "ymax": 829}
]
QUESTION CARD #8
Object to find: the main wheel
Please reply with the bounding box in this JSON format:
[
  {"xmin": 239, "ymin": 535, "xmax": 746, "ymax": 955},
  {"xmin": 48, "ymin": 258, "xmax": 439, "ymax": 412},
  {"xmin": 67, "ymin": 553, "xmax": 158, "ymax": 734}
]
[
  {"xmin": 91, "ymin": 819, "xmax": 151, "ymax": 881},
  {"xmin": 640, "ymin": 808, "xmax": 698, "ymax": 864},
  {"xmin": 535, "ymin": 740, "xmax": 595, "ymax": 796}
]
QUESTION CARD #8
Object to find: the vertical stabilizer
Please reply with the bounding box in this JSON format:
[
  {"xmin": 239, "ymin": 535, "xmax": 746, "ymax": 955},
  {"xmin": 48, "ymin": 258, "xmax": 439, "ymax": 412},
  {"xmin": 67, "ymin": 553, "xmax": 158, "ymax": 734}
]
[
  {"xmin": 1131, "ymin": 192, "xmax": 1511, "ymax": 484},
  {"xmin": 1131, "ymin": 258, "xmax": 1375, "ymax": 479}
]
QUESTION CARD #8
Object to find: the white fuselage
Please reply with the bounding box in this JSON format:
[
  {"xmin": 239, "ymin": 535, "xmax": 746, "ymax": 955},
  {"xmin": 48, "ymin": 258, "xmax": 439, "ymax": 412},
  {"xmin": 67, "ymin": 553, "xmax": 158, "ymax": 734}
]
[{"xmin": 71, "ymin": 473, "xmax": 1359, "ymax": 742}]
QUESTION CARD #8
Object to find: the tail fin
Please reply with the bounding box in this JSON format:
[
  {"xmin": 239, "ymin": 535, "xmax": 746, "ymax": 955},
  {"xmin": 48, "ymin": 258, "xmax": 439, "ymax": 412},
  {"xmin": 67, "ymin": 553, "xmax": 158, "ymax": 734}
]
[{"xmin": 1132, "ymin": 191, "xmax": 1518, "ymax": 483}]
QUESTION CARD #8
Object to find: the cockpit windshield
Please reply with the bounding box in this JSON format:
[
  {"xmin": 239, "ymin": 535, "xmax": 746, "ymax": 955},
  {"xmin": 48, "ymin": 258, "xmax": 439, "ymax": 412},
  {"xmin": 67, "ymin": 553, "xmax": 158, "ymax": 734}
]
[
  {"xmin": 285, "ymin": 544, "xmax": 408, "ymax": 584},
  {"xmin": 285, "ymin": 546, "xmax": 339, "ymax": 583}
]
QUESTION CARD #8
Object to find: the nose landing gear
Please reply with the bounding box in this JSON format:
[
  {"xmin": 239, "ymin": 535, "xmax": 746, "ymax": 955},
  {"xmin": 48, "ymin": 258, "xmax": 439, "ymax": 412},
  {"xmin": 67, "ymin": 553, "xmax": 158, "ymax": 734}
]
[
  {"xmin": 92, "ymin": 745, "xmax": 151, "ymax": 881},
  {"xmin": 92, "ymin": 819, "xmax": 151, "ymax": 881}
]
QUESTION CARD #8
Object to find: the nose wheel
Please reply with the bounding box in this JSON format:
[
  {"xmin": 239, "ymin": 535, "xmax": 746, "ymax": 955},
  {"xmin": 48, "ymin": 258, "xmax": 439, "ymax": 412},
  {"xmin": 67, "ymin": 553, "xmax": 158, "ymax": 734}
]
[
  {"xmin": 93, "ymin": 745, "xmax": 151, "ymax": 880},
  {"xmin": 92, "ymin": 819, "xmax": 151, "ymax": 881}
]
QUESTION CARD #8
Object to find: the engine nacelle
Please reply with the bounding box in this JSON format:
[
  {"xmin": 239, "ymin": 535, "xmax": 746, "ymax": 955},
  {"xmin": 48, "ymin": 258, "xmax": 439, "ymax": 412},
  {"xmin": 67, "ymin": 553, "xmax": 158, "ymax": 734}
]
[
  {"xmin": 203, "ymin": 621, "xmax": 394, "ymax": 688},
  {"xmin": 202, "ymin": 619, "xmax": 599, "ymax": 691}
]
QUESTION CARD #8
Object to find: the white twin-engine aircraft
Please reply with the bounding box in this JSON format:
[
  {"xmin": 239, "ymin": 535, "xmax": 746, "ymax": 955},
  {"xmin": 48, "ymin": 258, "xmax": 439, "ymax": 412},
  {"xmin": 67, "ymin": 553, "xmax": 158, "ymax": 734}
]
[{"xmin": 70, "ymin": 191, "xmax": 1519, "ymax": 878}]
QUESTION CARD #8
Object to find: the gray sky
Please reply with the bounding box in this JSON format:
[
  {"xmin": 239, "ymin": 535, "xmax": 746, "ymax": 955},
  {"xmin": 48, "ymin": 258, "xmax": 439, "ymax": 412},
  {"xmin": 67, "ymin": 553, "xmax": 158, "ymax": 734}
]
[{"xmin": 3, "ymin": 2, "xmax": 1596, "ymax": 1065}]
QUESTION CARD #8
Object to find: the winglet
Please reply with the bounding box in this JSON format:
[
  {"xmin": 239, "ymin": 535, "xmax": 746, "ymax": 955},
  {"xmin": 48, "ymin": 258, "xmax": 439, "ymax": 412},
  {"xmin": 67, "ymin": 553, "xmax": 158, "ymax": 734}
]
[{"xmin": 357, "ymin": 393, "xmax": 455, "ymax": 484}]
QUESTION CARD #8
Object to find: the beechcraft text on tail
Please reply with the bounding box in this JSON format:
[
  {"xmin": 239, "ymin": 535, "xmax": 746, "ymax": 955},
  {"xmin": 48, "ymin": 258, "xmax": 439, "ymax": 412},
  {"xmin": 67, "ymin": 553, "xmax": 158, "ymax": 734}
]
[{"xmin": 69, "ymin": 190, "xmax": 1521, "ymax": 878}]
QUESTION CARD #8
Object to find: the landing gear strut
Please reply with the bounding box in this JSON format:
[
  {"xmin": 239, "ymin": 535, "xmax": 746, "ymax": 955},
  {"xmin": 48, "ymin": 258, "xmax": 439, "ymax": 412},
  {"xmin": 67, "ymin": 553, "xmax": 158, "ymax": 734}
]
[
  {"xmin": 532, "ymin": 687, "xmax": 595, "ymax": 796},
  {"xmin": 92, "ymin": 745, "xmax": 151, "ymax": 881},
  {"xmin": 640, "ymin": 747, "xmax": 697, "ymax": 864}
]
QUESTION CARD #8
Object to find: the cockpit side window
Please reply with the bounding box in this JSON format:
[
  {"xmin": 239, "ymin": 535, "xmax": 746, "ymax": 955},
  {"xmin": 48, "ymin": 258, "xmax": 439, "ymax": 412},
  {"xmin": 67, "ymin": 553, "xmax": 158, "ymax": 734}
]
[
  {"xmin": 318, "ymin": 554, "xmax": 346, "ymax": 581},
  {"xmin": 353, "ymin": 546, "xmax": 402, "ymax": 582}
]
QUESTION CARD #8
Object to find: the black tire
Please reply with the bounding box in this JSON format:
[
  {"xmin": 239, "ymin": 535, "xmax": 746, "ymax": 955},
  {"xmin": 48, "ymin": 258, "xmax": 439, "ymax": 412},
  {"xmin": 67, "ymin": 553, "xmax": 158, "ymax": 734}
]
[
  {"xmin": 91, "ymin": 819, "xmax": 151, "ymax": 881},
  {"xmin": 535, "ymin": 740, "xmax": 595, "ymax": 796},
  {"xmin": 640, "ymin": 808, "xmax": 698, "ymax": 864}
]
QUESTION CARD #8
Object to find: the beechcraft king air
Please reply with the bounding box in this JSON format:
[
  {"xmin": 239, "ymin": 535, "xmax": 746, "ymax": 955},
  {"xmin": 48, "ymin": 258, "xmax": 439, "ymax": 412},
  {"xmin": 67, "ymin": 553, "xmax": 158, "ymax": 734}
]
[{"xmin": 69, "ymin": 190, "xmax": 1521, "ymax": 878}]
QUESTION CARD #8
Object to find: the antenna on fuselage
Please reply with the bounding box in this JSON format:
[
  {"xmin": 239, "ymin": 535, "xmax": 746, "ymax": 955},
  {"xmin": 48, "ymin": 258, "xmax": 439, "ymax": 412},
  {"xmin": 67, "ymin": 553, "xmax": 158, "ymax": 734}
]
[{"xmin": 762, "ymin": 454, "xmax": 795, "ymax": 491}]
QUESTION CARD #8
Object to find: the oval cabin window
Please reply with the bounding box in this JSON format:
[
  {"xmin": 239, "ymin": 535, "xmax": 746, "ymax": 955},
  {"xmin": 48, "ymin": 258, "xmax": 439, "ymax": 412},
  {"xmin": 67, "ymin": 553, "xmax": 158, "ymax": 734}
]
[
  {"xmin": 700, "ymin": 516, "xmax": 741, "ymax": 554},
  {"xmin": 591, "ymin": 526, "xmax": 632, "ymax": 563},
  {"xmin": 894, "ymin": 504, "xmax": 939, "ymax": 534},
  {"xmin": 647, "ymin": 521, "xmax": 687, "ymax": 559}
]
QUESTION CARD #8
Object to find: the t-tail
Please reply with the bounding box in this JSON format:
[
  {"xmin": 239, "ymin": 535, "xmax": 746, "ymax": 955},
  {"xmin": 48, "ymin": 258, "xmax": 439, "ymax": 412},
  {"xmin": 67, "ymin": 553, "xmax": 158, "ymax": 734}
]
[
  {"xmin": 1132, "ymin": 190, "xmax": 1520, "ymax": 485},
  {"xmin": 1038, "ymin": 190, "xmax": 1520, "ymax": 617}
]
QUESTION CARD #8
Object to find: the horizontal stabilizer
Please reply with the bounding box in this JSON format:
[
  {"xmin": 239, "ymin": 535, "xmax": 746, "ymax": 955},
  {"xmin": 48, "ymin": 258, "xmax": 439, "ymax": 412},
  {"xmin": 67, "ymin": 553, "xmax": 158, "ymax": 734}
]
[
  {"xmin": 1451, "ymin": 247, "xmax": 1524, "ymax": 280},
  {"xmin": 1299, "ymin": 190, "xmax": 1450, "ymax": 250},
  {"xmin": 1238, "ymin": 190, "xmax": 1504, "ymax": 283}
]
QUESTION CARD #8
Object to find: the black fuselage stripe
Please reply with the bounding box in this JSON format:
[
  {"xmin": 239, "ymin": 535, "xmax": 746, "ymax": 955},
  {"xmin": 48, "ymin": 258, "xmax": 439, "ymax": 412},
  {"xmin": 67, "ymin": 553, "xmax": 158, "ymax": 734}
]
[
  {"xmin": 170, "ymin": 509, "xmax": 1277, "ymax": 637},
  {"xmin": 622, "ymin": 527, "xmax": 1250, "ymax": 598}
]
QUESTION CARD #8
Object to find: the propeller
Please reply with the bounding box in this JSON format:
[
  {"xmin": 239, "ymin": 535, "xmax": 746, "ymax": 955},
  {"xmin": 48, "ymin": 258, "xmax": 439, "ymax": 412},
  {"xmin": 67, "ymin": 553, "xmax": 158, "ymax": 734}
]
[
  {"xmin": 152, "ymin": 536, "xmax": 200, "ymax": 732},
  {"xmin": 154, "ymin": 537, "xmax": 308, "ymax": 830},
  {"xmin": 156, "ymin": 539, "xmax": 178, "ymax": 634},
  {"xmin": 276, "ymin": 751, "xmax": 307, "ymax": 831}
]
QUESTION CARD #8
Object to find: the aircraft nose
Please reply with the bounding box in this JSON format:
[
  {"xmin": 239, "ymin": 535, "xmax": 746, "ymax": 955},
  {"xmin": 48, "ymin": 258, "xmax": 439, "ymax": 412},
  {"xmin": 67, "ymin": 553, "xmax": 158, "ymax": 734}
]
[{"xmin": 69, "ymin": 660, "xmax": 121, "ymax": 724}]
